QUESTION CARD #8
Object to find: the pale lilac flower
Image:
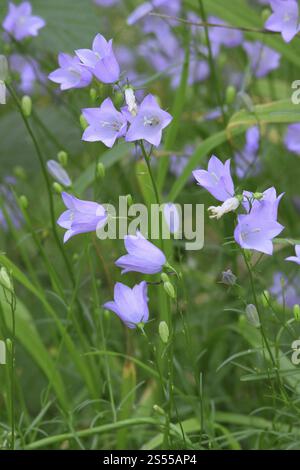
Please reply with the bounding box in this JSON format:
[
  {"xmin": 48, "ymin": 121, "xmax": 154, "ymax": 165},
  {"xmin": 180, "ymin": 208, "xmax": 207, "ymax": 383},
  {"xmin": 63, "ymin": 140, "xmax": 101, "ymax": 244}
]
[
  {"xmin": 242, "ymin": 187, "xmax": 284, "ymax": 218},
  {"xmin": 270, "ymin": 272, "xmax": 300, "ymax": 308},
  {"xmin": 207, "ymin": 16, "xmax": 243, "ymax": 56},
  {"xmin": 127, "ymin": 0, "xmax": 181, "ymax": 25},
  {"xmin": 234, "ymin": 189, "xmax": 284, "ymax": 254},
  {"xmin": 193, "ymin": 155, "xmax": 235, "ymax": 202},
  {"xmin": 10, "ymin": 54, "xmax": 44, "ymax": 94},
  {"xmin": 76, "ymin": 34, "xmax": 120, "ymax": 84},
  {"xmin": 0, "ymin": 177, "xmax": 23, "ymax": 230},
  {"xmin": 57, "ymin": 192, "xmax": 107, "ymax": 243},
  {"xmin": 234, "ymin": 126, "xmax": 260, "ymax": 179},
  {"xmin": 284, "ymin": 123, "xmax": 300, "ymax": 155},
  {"xmin": 163, "ymin": 203, "xmax": 180, "ymax": 233},
  {"xmin": 48, "ymin": 53, "xmax": 92, "ymax": 91},
  {"xmin": 82, "ymin": 98, "xmax": 127, "ymax": 147},
  {"xmin": 115, "ymin": 231, "xmax": 166, "ymax": 274},
  {"xmin": 265, "ymin": 0, "xmax": 300, "ymax": 43},
  {"xmin": 126, "ymin": 94, "xmax": 172, "ymax": 147},
  {"xmin": 47, "ymin": 160, "xmax": 72, "ymax": 187},
  {"xmin": 94, "ymin": 0, "xmax": 120, "ymax": 6},
  {"xmin": 286, "ymin": 245, "xmax": 300, "ymax": 265},
  {"xmin": 104, "ymin": 281, "xmax": 149, "ymax": 329},
  {"xmin": 243, "ymin": 41, "xmax": 281, "ymax": 77},
  {"xmin": 170, "ymin": 145, "xmax": 193, "ymax": 177},
  {"xmin": 0, "ymin": 55, "xmax": 8, "ymax": 105},
  {"xmin": 3, "ymin": 2, "xmax": 45, "ymax": 41}
]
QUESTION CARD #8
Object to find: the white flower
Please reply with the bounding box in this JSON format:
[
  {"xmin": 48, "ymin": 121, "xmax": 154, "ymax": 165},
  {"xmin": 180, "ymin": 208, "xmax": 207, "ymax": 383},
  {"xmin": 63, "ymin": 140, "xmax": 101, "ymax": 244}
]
[
  {"xmin": 208, "ymin": 196, "xmax": 240, "ymax": 219},
  {"xmin": 125, "ymin": 87, "xmax": 138, "ymax": 116}
]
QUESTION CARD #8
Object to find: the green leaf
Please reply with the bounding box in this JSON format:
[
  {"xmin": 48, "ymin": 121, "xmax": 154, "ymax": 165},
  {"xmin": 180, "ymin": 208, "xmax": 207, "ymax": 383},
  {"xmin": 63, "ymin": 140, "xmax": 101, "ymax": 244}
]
[
  {"xmin": 168, "ymin": 99, "xmax": 300, "ymax": 201},
  {"xmin": 0, "ymin": 289, "xmax": 68, "ymax": 410}
]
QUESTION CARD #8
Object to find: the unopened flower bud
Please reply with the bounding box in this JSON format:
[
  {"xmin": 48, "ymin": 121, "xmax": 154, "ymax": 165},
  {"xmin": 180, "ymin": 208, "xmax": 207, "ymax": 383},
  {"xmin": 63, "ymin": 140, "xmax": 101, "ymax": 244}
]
[
  {"xmin": 13, "ymin": 165, "xmax": 27, "ymax": 180},
  {"xmin": 80, "ymin": 114, "xmax": 88, "ymax": 130},
  {"xmin": 90, "ymin": 87, "xmax": 97, "ymax": 103},
  {"xmin": 253, "ymin": 192, "xmax": 263, "ymax": 200},
  {"xmin": 153, "ymin": 404, "xmax": 165, "ymax": 415},
  {"xmin": 19, "ymin": 195, "xmax": 28, "ymax": 210},
  {"xmin": 57, "ymin": 151, "xmax": 68, "ymax": 167},
  {"xmin": 293, "ymin": 304, "xmax": 300, "ymax": 322},
  {"xmin": 47, "ymin": 160, "xmax": 71, "ymax": 187},
  {"xmin": 208, "ymin": 196, "xmax": 240, "ymax": 220},
  {"xmin": 225, "ymin": 85, "xmax": 236, "ymax": 105},
  {"xmin": 221, "ymin": 269, "xmax": 237, "ymax": 286},
  {"xmin": 126, "ymin": 194, "xmax": 133, "ymax": 207},
  {"xmin": 125, "ymin": 87, "xmax": 138, "ymax": 116},
  {"xmin": 21, "ymin": 95, "xmax": 32, "ymax": 117},
  {"xmin": 161, "ymin": 272, "xmax": 170, "ymax": 283},
  {"xmin": 262, "ymin": 8, "xmax": 271, "ymax": 23},
  {"xmin": 163, "ymin": 281, "xmax": 176, "ymax": 299},
  {"xmin": 6, "ymin": 338, "xmax": 12, "ymax": 354},
  {"xmin": 245, "ymin": 304, "xmax": 260, "ymax": 328},
  {"xmin": 159, "ymin": 321, "xmax": 169, "ymax": 344},
  {"xmin": 96, "ymin": 162, "xmax": 105, "ymax": 179},
  {"xmin": 53, "ymin": 182, "xmax": 63, "ymax": 194},
  {"xmin": 261, "ymin": 290, "xmax": 270, "ymax": 307},
  {"xmin": 0, "ymin": 267, "xmax": 13, "ymax": 293}
]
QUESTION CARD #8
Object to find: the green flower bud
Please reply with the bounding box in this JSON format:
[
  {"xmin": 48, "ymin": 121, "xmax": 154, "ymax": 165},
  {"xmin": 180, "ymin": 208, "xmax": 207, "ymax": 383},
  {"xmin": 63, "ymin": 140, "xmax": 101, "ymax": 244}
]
[
  {"xmin": 126, "ymin": 194, "xmax": 133, "ymax": 207},
  {"xmin": 6, "ymin": 338, "xmax": 12, "ymax": 354},
  {"xmin": 13, "ymin": 165, "xmax": 27, "ymax": 180},
  {"xmin": 253, "ymin": 192, "xmax": 263, "ymax": 200},
  {"xmin": 90, "ymin": 87, "xmax": 97, "ymax": 103},
  {"xmin": 0, "ymin": 55, "xmax": 8, "ymax": 81},
  {"xmin": 293, "ymin": 304, "xmax": 300, "ymax": 322},
  {"xmin": 159, "ymin": 321, "xmax": 169, "ymax": 344},
  {"xmin": 261, "ymin": 8, "xmax": 271, "ymax": 23},
  {"xmin": 0, "ymin": 267, "xmax": 13, "ymax": 293},
  {"xmin": 57, "ymin": 151, "xmax": 68, "ymax": 167},
  {"xmin": 261, "ymin": 290, "xmax": 270, "ymax": 308},
  {"xmin": 53, "ymin": 182, "xmax": 63, "ymax": 194},
  {"xmin": 21, "ymin": 95, "xmax": 32, "ymax": 117},
  {"xmin": 80, "ymin": 114, "xmax": 88, "ymax": 130},
  {"xmin": 245, "ymin": 304, "xmax": 260, "ymax": 328},
  {"xmin": 19, "ymin": 195, "xmax": 28, "ymax": 210},
  {"xmin": 225, "ymin": 85, "xmax": 236, "ymax": 105},
  {"xmin": 114, "ymin": 91, "xmax": 123, "ymax": 107},
  {"xmin": 163, "ymin": 281, "xmax": 176, "ymax": 299},
  {"xmin": 153, "ymin": 404, "xmax": 165, "ymax": 416},
  {"xmin": 161, "ymin": 272, "xmax": 169, "ymax": 283},
  {"xmin": 96, "ymin": 162, "xmax": 105, "ymax": 179}
]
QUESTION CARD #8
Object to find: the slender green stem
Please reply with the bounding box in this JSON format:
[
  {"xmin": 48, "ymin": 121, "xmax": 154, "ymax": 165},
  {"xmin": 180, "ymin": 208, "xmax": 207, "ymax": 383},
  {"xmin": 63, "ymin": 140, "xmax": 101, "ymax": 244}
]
[{"xmin": 6, "ymin": 83, "xmax": 75, "ymax": 288}]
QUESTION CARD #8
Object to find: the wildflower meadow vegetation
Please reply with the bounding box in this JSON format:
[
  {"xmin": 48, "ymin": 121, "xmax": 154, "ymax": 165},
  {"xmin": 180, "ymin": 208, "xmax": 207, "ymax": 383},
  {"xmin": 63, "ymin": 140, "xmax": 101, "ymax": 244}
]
[{"xmin": 1, "ymin": 0, "xmax": 300, "ymax": 453}]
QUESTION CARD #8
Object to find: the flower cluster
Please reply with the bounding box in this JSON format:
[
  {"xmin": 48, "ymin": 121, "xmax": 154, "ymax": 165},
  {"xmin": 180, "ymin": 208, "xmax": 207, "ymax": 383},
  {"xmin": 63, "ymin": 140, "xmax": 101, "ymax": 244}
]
[{"xmin": 193, "ymin": 155, "xmax": 285, "ymax": 255}]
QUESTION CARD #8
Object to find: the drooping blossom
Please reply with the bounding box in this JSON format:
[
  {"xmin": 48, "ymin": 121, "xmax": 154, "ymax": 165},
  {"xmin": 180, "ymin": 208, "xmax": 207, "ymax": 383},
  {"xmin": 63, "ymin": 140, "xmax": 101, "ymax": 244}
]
[
  {"xmin": 193, "ymin": 155, "xmax": 235, "ymax": 202},
  {"xmin": 243, "ymin": 41, "xmax": 281, "ymax": 78},
  {"xmin": 0, "ymin": 177, "xmax": 23, "ymax": 230},
  {"xmin": 208, "ymin": 197, "xmax": 240, "ymax": 220},
  {"xmin": 115, "ymin": 231, "xmax": 166, "ymax": 274},
  {"xmin": 234, "ymin": 126, "xmax": 261, "ymax": 179},
  {"xmin": 265, "ymin": 0, "xmax": 300, "ymax": 43},
  {"xmin": 127, "ymin": 0, "xmax": 181, "ymax": 25},
  {"xmin": 48, "ymin": 53, "xmax": 92, "ymax": 91},
  {"xmin": 47, "ymin": 160, "xmax": 72, "ymax": 187},
  {"xmin": 284, "ymin": 123, "xmax": 300, "ymax": 155},
  {"xmin": 125, "ymin": 94, "xmax": 172, "ymax": 147},
  {"xmin": 94, "ymin": 0, "xmax": 120, "ymax": 6},
  {"xmin": 57, "ymin": 192, "xmax": 107, "ymax": 243},
  {"xmin": 2, "ymin": 1, "xmax": 45, "ymax": 41},
  {"xmin": 10, "ymin": 54, "xmax": 44, "ymax": 94},
  {"xmin": 75, "ymin": 34, "xmax": 120, "ymax": 84},
  {"xmin": 206, "ymin": 16, "xmax": 244, "ymax": 56},
  {"xmin": 163, "ymin": 203, "xmax": 180, "ymax": 234},
  {"xmin": 104, "ymin": 281, "xmax": 149, "ymax": 329},
  {"xmin": 234, "ymin": 188, "xmax": 284, "ymax": 255},
  {"xmin": 0, "ymin": 55, "xmax": 8, "ymax": 105},
  {"xmin": 82, "ymin": 98, "xmax": 127, "ymax": 147},
  {"xmin": 286, "ymin": 245, "xmax": 300, "ymax": 265},
  {"xmin": 270, "ymin": 272, "xmax": 300, "ymax": 308}
]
